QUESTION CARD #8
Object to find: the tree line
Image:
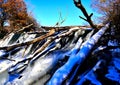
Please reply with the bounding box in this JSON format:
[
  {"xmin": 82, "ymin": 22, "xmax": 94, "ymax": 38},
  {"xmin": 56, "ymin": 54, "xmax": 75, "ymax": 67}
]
[{"xmin": 0, "ymin": 0, "xmax": 39, "ymax": 38}]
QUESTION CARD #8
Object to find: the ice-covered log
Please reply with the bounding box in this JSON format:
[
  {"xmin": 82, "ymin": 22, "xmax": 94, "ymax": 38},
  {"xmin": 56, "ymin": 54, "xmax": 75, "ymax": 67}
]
[{"xmin": 47, "ymin": 23, "xmax": 109, "ymax": 85}]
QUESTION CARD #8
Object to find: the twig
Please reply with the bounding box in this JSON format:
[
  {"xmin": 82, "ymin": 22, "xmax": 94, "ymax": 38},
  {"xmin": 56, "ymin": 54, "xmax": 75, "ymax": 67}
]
[
  {"xmin": 15, "ymin": 23, "xmax": 34, "ymax": 33},
  {"xmin": 55, "ymin": 11, "xmax": 67, "ymax": 27}
]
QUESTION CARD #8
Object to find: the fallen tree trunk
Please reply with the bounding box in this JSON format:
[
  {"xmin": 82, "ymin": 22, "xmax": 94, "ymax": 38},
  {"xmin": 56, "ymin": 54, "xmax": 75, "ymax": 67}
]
[{"xmin": 47, "ymin": 23, "xmax": 109, "ymax": 85}]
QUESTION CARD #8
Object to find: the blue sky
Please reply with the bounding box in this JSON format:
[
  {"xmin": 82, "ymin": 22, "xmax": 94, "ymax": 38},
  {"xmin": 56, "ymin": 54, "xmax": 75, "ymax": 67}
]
[{"xmin": 25, "ymin": 0, "xmax": 100, "ymax": 26}]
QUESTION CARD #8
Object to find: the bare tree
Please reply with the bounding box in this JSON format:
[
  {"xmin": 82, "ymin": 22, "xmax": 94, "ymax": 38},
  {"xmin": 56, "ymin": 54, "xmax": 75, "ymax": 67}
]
[{"xmin": 92, "ymin": 0, "xmax": 120, "ymax": 27}]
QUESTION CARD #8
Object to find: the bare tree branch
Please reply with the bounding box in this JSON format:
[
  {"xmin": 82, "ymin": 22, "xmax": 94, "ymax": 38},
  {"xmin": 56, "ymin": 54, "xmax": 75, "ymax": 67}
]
[
  {"xmin": 79, "ymin": 16, "xmax": 87, "ymax": 21},
  {"xmin": 15, "ymin": 23, "xmax": 34, "ymax": 33},
  {"xmin": 73, "ymin": 0, "xmax": 97, "ymax": 29},
  {"xmin": 55, "ymin": 11, "xmax": 67, "ymax": 27}
]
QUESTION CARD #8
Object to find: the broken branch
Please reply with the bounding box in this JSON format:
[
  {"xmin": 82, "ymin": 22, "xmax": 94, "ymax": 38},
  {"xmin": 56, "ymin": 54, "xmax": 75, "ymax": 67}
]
[{"xmin": 73, "ymin": 0, "xmax": 97, "ymax": 29}]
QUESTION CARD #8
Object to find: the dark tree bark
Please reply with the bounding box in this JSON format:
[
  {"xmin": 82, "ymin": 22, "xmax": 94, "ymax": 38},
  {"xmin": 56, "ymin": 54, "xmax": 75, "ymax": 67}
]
[{"xmin": 73, "ymin": 0, "xmax": 97, "ymax": 29}]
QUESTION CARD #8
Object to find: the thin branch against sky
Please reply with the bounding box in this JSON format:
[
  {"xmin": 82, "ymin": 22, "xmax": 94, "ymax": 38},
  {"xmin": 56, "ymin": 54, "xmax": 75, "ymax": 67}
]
[{"xmin": 25, "ymin": 0, "xmax": 102, "ymax": 26}]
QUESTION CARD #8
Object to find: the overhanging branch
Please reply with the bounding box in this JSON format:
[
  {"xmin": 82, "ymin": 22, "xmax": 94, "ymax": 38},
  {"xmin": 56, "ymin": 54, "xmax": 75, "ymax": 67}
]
[{"xmin": 73, "ymin": 0, "xmax": 97, "ymax": 29}]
